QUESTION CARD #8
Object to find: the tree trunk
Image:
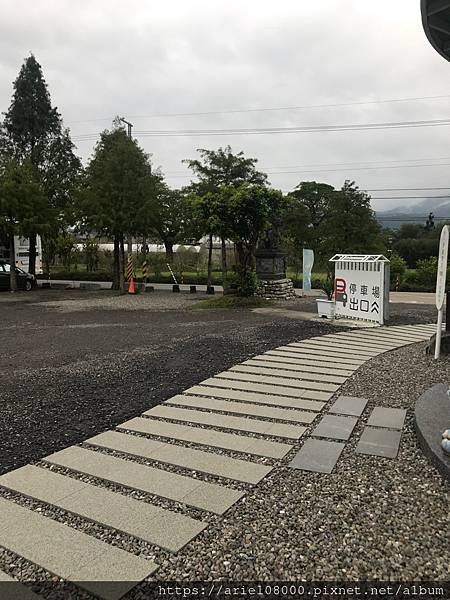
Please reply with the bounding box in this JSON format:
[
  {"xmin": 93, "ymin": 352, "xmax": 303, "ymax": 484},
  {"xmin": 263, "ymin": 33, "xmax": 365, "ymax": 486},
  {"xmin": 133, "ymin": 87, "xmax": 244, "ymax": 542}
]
[
  {"xmin": 207, "ymin": 233, "xmax": 213, "ymax": 287},
  {"xmin": 28, "ymin": 232, "xmax": 37, "ymax": 275},
  {"xmin": 112, "ymin": 235, "xmax": 120, "ymax": 290},
  {"xmin": 164, "ymin": 241, "xmax": 174, "ymax": 264},
  {"xmin": 235, "ymin": 241, "xmax": 255, "ymax": 297},
  {"xmin": 221, "ymin": 237, "xmax": 227, "ymax": 275},
  {"xmin": 127, "ymin": 236, "xmax": 133, "ymax": 256},
  {"xmin": 119, "ymin": 234, "xmax": 125, "ymax": 292},
  {"xmin": 9, "ymin": 235, "xmax": 17, "ymax": 292}
]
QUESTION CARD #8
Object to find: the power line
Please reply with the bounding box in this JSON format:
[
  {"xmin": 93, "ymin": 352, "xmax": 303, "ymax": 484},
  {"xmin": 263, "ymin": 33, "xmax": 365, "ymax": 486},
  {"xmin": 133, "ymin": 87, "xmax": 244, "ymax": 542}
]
[
  {"xmin": 65, "ymin": 92, "xmax": 450, "ymax": 124},
  {"xmin": 364, "ymin": 187, "xmax": 450, "ymax": 191},
  {"xmin": 71, "ymin": 116, "xmax": 450, "ymax": 140},
  {"xmin": 371, "ymin": 195, "xmax": 450, "ymax": 199}
]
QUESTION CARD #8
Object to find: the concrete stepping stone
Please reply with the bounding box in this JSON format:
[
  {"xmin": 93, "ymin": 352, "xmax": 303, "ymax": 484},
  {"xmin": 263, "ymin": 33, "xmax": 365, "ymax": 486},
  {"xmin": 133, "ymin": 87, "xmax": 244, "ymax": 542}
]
[
  {"xmin": 329, "ymin": 396, "xmax": 368, "ymax": 417},
  {"xmin": 356, "ymin": 427, "xmax": 402, "ymax": 458},
  {"xmin": 289, "ymin": 341, "xmax": 378, "ymax": 358},
  {"xmin": 118, "ymin": 417, "xmax": 292, "ymax": 459},
  {"xmin": 262, "ymin": 352, "xmax": 360, "ymax": 371},
  {"xmin": 0, "ymin": 570, "xmax": 43, "ymax": 600},
  {"xmin": 201, "ymin": 377, "xmax": 332, "ymax": 401},
  {"xmin": 185, "ymin": 385, "xmax": 325, "ymax": 411},
  {"xmin": 43, "ymin": 446, "xmax": 243, "ymax": 515},
  {"xmin": 289, "ymin": 439, "xmax": 345, "ymax": 474},
  {"xmin": 0, "ymin": 464, "xmax": 206, "ymax": 552},
  {"xmin": 0, "ymin": 497, "xmax": 157, "ymax": 600},
  {"xmin": 166, "ymin": 394, "xmax": 317, "ymax": 424},
  {"xmin": 289, "ymin": 340, "xmax": 379, "ymax": 356},
  {"xmin": 297, "ymin": 335, "xmax": 383, "ymax": 350},
  {"xmin": 312, "ymin": 414, "xmax": 358, "ymax": 441},
  {"xmin": 212, "ymin": 371, "xmax": 338, "ymax": 393},
  {"xmin": 247, "ymin": 356, "xmax": 354, "ymax": 376},
  {"xmin": 231, "ymin": 364, "xmax": 347, "ymax": 384},
  {"xmin": 145, "ymin": 405, "xmax": 307, "ymax": 440},
  {"xmin": 320, "ymin": 335, "xmax": 398, "ymax": 350},
  {"xmin": 367, "ymin": 407, "xmax": 407, "ymax": 430},
  {"xmin": 274, "ymin": 347, "xmax": 365, "ymax": 365},
  {"xmin": 86, "ymin": 430, "xmax": 271, "ymax": 484}
]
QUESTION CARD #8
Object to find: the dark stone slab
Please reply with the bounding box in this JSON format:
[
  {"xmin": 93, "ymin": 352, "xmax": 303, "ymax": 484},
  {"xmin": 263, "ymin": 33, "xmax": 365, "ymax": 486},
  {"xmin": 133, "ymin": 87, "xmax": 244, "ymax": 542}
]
[
  {"xmin": 356, "ymin": 427, "xmax": 402, "ymax": 458},
  {"xmin": 367, "ymin": 407, "xmax": 407, "ymax": 430},
  {"xmin": 312, "ymin": 414, "xmax": 357, "ymax": 441},
  {"xmin": 414, "ymin": 383, "xmax": 450, "ymax": 481},
  {"xmin": 289, "ymin": 438, "xmax": 345, "ymax": 473},
  {"xmin": 330, "ymin": 396, "xmax": 368, "ymax": 417}
]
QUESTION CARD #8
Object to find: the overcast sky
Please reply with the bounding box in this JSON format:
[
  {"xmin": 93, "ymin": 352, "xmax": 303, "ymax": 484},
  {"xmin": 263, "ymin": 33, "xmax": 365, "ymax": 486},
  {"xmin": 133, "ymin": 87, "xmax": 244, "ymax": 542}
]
[{"xmin": 1, "ymin": 0, "xmax": 450, "ymax": 212}]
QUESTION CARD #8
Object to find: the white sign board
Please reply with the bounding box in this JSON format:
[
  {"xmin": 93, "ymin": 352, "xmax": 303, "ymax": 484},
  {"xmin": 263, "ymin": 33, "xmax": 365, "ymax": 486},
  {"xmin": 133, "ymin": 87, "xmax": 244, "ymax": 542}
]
[
  {"xmin": 434, "ymin": 225, "xmax": 449, "ymax": 359},
  {"xmin": 330, "ymin": 255, "xmax": 390, "ymax": 325},
  {"xmin": 436, "ymin": 225, "xmax": 449, "ymax": 311},
  {"xmin": 302, "ymin": 248, "xmax": 314, "ymax": 292}
]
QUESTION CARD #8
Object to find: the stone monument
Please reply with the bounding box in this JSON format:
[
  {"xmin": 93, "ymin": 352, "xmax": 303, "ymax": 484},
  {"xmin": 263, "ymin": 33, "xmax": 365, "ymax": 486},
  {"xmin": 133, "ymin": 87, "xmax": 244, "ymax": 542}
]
[{"xmin": 255, "ymin": 226, "xmax": 295, "ymax": 300}]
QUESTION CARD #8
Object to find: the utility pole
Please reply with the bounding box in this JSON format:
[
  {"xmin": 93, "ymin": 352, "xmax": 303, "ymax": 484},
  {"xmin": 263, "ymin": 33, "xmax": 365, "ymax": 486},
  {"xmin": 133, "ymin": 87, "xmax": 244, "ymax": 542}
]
[{"xmin": 120, "ymin": 117, "xmax": 134, "ymax": 258}]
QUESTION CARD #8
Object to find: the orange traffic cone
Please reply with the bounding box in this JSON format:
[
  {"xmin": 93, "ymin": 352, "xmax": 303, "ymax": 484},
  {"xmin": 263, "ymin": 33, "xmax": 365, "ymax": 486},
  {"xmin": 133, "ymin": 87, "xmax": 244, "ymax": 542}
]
[{"xmin": 128, "ymin": 277, "xmax": 135, "ymax": 295}]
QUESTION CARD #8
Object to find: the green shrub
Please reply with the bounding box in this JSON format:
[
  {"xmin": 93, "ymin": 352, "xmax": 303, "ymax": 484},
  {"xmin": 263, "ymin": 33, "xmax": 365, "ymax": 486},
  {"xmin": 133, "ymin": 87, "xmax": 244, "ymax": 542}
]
[{"xmin": 389, "ymin": 253, "xmax": 407, "ymax": 288}]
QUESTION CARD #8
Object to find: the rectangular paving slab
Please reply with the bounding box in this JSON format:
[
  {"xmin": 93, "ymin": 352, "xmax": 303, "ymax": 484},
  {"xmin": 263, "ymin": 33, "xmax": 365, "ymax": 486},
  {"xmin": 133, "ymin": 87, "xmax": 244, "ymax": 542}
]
[
  {"xmin": 0, "ymin": 497, "xmax": 157, "ymax": 600},
  {"xmin": 289, "ymin": 439, "xmax": 345, "ymax": 474},
  {"xmin": 289, "ymin": 342, "xmax": 378, "ymax": 358},
  {"xmin": 200, "ymin": 377, "xmax": 332, "ymax": 401},
  {"xmin": 86, "ymin": 430, "xmax": 271, "ymax": 484},
  {"xmin": 356, "ymin": 427, "xmax": 402, "ymax": 458},
  {"xmin": 319, "ymin": 335, "xmax": 398, "ymax": 350},
  {"xmin": 261, "ymin": 352, "xmax": 359, "ymax": 371},
  {"xmin": 211, "ymin": 371, "xmax": 338, "ymax": 393},
  {"xmin": 166, "ymin": 394, "xmax": 317, "ymax": 424},
  {"xmin": 312, "ymin": 414, "xmax": 358, "ymax": 441},
  {"xmin": 304, "ymin": 337, "xmax": 384, "ymax": 353},
  {"xmin": 273, "ymin": 347, "xmax": 365, "ymax": 365},
  {"xmin": 0, "ymin": 464, "xmax": 206, "ymax": 552},
  {"xmin": 231, "ymin": 364, "xmax": 347, "ymax": 384},
  {"xmin": 145, "ymin": 405, "xmax": 306, "ymax": 439},
  {"xmin": 0, "ymin": 570, "xmax": 43, "ymax": 600},
  {"xmin": 329, "ymin": 396, "xmax": 369, "ymax": 417},
  {"xmin": 367, "ymin": 407, "xmax": 407, "ymax": 430},
  {"xmin": 43, "ymin": 446, "xmax": 243, "ymax": 515},
  {"xmin": 118, "ymin": 417, "xmax": 292, "ymax": 459},
  {"xmin": 246, "ymin": 356, "xmax": 354, "ymax": 376},
  {"xmin": 185, "ymin": 385, "xmax": 325, "ymax": 411}
]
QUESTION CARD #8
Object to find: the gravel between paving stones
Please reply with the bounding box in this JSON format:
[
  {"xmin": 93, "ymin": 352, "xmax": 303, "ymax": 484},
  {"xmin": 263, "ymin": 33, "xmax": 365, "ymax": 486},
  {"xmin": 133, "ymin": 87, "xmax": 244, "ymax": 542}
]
[{"xmin": 124, "ymin": 341, "xmax": 450, "ymax": 589}]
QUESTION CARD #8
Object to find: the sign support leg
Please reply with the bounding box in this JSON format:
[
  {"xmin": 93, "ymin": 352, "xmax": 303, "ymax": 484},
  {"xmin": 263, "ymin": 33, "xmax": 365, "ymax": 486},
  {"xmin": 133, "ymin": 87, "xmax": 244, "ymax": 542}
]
[{"xmin": 435, "ymin": 308, "xmax": 443, "ymax": 360}]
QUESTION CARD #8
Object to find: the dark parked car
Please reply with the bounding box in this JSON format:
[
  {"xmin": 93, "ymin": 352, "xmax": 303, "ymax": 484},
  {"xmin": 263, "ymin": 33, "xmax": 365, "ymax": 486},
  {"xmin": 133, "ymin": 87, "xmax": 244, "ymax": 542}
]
[{"xmin": 0, "ymin": 262, "xmax": 36, "ymax": 291}]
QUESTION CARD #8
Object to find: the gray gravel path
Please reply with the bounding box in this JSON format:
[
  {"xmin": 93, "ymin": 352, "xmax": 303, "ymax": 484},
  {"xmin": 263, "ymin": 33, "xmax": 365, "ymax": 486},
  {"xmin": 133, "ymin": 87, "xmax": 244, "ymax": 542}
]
[{"xmin": 132, "ymin": 342, "xmax": 449, "ymax": 587}]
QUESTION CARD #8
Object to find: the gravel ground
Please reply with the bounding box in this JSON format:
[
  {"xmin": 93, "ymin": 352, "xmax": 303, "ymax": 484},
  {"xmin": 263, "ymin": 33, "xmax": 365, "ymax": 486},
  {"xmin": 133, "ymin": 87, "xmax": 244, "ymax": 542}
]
[
  {"xmin": 126, "ymin": 342, "xmax": 449, "ymax": 590},
  {"xmin": 0, "ymin": 289, "xmax": 348, "ymax": 476},
  {"xmin": 0, "ymin": 289, "xmax": 446, "ymax": 599}
]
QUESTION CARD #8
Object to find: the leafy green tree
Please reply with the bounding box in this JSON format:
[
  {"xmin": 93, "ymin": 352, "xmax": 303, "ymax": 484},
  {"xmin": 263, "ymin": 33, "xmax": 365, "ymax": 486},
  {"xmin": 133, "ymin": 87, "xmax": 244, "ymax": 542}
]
[
  {"xmin": 80, "ymin": 124, "xmax": 155, "ymax": 290},
  {"xmin": 0, "ymin": 159, "xmax": 48, "ymax": 289},
  {"xmin": 321, "ymin": 180, "xmax": 385, "ymax": 257},
  {"xmin": 184, "ymin": 146, "xmax": 267, "ymax": 276},
  {"xmin": 217, "ymin": 184, "xmax": 284, "ymax": 296},
  {"xmin": 285, "ymin": 181, "xmax": 335, "ymax": 264},
  {"xmin": 147, "ymin": 183, "xmax": 194, "ymax": 262},
  {"xmin": 2, "ymin": 54, "xmax": 81, "ymax": 273}
]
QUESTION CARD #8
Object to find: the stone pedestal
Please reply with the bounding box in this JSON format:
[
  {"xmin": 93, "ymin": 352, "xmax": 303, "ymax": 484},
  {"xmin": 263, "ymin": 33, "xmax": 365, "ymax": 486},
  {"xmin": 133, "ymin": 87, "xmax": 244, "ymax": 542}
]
[
  {"xmin": 255, "ymin": 248, "xmax": 294, "ymax": 300},
  {"xmin": 256, "ymin": 277, "xmax": 296, "ymax": 300}
]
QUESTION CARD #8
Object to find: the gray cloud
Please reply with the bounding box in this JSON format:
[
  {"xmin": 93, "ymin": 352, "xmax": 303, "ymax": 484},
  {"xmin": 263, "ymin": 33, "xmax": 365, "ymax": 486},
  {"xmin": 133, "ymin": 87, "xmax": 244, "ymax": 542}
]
[{"xmin": 1, "ymin": 0, "xmax": 450, "ymax": 212}]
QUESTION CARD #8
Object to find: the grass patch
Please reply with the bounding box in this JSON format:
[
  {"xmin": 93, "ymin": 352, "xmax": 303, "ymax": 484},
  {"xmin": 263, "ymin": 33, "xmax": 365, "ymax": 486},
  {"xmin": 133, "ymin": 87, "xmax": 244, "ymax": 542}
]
[{"xmin": 191, "ymin": 295, "xmax": 272, "ymax": 310}]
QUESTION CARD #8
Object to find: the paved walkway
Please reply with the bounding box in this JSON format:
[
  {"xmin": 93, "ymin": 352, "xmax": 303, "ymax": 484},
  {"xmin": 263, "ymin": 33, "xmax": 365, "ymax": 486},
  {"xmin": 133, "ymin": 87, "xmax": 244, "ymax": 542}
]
[{"xmin": 0, "ymin": 323, "xmax": 438, "ymax": 599}]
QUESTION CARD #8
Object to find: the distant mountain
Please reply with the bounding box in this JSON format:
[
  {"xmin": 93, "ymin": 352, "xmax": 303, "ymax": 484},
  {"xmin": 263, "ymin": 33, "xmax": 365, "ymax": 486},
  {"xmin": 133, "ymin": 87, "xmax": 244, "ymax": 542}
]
[{"xmin": 376, "ymin": 197, "xmax": 450, "ymax": 229}]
